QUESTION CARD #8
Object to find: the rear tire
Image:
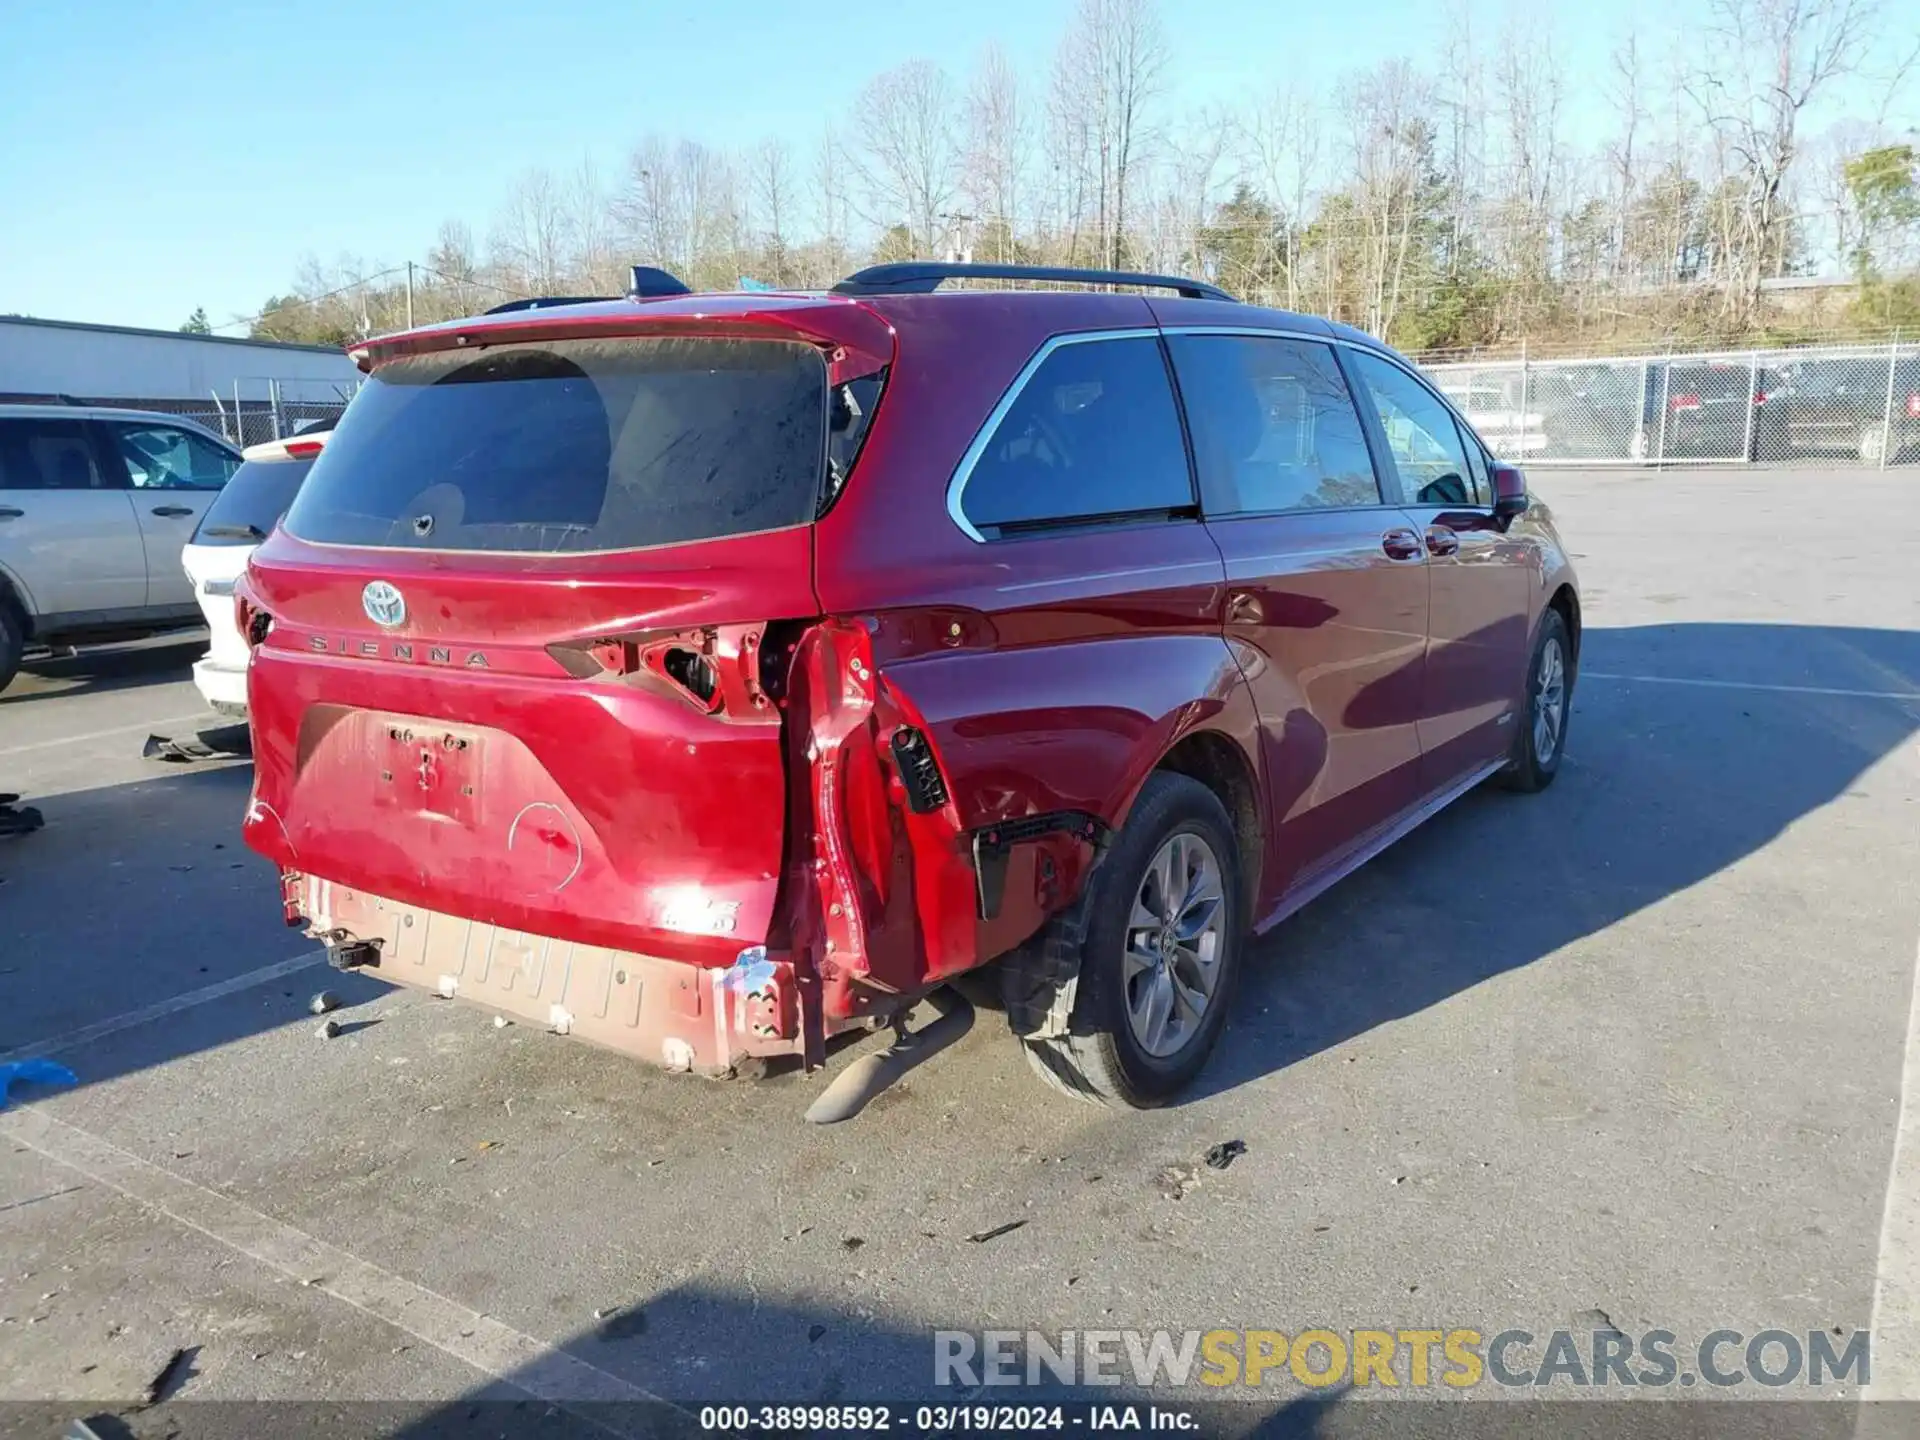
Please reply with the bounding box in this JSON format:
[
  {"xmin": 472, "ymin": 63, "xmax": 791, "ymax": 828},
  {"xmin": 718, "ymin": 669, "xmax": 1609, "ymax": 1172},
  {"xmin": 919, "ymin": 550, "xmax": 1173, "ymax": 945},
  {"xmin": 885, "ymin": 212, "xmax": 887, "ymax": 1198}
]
[
  {"xmin": 0, "ymin": 603, "xmax": 24, "ymax": 695},
  {"xmin": 1497, "ymin": 608, "xmax": 1571, "ymax": 793},
  {"xmin": 1013, "ymin": 772, "xmax": 1244, "ymax": 1107}
]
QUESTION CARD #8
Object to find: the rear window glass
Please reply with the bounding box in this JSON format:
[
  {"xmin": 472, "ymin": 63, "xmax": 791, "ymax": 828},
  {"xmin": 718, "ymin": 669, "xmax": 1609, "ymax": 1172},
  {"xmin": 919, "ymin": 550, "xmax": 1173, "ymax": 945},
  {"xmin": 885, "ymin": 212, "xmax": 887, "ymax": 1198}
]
[
  {"xmin": 283, "ymin": 337, "xmax": 829, "ymax": 553},
  {"xmin": 192, "ymin": 457, "xmax": 314, "ymax": 545}
]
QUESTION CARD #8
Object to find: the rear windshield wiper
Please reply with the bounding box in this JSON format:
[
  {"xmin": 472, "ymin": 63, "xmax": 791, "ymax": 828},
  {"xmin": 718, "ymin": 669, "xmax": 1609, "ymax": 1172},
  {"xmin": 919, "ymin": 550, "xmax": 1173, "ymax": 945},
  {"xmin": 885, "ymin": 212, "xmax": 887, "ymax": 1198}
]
[{"xmin": 201, "ymin": 523, "xmax": 266, "ymax": 539}]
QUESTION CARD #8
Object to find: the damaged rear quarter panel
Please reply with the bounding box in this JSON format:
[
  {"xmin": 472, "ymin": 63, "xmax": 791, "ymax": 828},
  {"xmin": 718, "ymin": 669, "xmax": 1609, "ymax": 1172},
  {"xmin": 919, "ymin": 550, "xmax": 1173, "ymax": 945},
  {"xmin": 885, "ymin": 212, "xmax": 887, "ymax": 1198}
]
[{"xmin": 810, "ymin": 294, "xmax": 1264, "ymax": 976}]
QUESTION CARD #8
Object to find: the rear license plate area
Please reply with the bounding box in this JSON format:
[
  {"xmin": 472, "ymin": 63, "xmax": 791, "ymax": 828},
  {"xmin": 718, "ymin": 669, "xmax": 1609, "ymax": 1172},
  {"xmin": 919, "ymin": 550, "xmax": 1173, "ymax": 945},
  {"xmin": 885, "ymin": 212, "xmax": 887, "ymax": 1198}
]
[{"xmin": 373, "ymin": 721, "xmax": 481, "ymax": 826}]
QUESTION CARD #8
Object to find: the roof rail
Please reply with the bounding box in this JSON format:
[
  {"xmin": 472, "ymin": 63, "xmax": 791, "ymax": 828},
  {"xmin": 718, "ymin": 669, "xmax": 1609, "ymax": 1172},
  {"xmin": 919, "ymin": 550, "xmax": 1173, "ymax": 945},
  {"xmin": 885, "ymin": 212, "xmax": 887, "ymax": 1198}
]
[
  {"xmin": 628, "ymin": 265, "xmax": 692, "ymax": 299},
  {"xmin": 483, "ymin": 296, "xmax": 616, "ymax": 315},
  {"xmin": 831, "ymin": 262, "xmax": 1235, "ymax": 303}
]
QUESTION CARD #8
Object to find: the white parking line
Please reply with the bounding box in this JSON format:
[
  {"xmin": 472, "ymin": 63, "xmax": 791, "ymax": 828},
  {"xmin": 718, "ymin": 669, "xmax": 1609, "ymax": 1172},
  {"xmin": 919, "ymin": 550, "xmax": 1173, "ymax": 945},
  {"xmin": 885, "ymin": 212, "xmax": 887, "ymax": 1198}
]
[
  {"xmin": 0, "ymin": 713, "xmax": 217, "ymax": 758},
  {"xmin": 1583, "ymin": 672, "xmax": 1920, "ymax": 702},
  {"xmin": 0, "ymin": 1108, "xmax": 674, "ymax": 1426},
  {"xmin": 0, "ymin": 952, "xmax": 324, "ymax": 1066},
  {"xmin": 1866, "ymin": 925, "xmax": 1920, "ymax": 1410}
]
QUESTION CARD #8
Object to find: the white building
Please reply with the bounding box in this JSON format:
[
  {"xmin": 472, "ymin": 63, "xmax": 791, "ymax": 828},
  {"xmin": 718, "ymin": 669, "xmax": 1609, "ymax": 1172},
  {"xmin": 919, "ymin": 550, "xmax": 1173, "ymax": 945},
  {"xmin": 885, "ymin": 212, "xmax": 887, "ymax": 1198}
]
[{"xmin": 0, "ymin": 316, "xmax": 359, "ymax": 442}]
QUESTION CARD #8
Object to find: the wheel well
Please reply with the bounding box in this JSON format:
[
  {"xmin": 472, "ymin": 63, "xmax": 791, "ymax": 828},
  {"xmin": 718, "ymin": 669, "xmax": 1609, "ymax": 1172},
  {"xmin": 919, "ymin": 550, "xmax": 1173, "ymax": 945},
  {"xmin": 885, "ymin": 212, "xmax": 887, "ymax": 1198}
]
[
  {"xmin": 1548, "ymin": 584, "xmax": 1580, "ymax": 667},
  {"xmin": 1154, "ymin": 730, "xmax": 1262, "ymax": 910}
]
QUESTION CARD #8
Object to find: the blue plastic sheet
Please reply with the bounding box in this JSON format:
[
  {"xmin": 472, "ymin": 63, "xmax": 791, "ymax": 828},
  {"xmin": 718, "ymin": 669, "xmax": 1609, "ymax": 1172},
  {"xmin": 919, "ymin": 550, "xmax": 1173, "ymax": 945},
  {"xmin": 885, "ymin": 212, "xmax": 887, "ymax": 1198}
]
[{"xmin": 0, "ymin": 1059, "xmax": 77, "ymax": 1107}]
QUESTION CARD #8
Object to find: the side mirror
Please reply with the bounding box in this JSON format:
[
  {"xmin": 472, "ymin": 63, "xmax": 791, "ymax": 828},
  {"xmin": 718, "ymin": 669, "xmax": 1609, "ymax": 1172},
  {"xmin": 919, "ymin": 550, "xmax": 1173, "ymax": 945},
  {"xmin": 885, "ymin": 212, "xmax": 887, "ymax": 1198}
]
[{"xmin": 1490, "ymin": 461, "xmax": 1530, "ymax": 529}]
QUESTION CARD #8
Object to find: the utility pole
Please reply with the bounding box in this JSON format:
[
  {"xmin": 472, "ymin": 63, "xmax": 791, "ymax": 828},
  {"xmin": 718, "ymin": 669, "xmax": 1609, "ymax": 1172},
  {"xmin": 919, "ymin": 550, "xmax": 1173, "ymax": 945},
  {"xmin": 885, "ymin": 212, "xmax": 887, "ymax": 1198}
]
[{"xmin": 406, "ymin": 261, "xmax": 416, "ymax": 329}]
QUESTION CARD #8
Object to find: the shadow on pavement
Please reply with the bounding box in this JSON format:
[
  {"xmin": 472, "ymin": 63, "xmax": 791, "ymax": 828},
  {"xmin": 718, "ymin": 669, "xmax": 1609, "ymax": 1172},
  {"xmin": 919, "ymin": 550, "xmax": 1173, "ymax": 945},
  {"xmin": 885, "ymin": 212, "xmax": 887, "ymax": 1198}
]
[
  {"xmin": 1170, "ymin": 619, "xmax": 1919, "ymax": 1102},
  {"xmin": 0, "ymin": 634, "xmax": 206, "ymax": 706}
]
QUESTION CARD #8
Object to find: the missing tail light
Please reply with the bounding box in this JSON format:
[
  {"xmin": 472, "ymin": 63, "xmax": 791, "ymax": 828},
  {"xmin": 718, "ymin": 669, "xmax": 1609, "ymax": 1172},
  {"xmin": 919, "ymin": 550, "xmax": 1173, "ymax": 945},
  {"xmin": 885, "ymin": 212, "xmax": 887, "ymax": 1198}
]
[
  {"xmin": 662, "ymin": 647, "xmax": 716, "ymax": 705},
  {"xmin": 547, "ymin": 624, "xmax": 775, "ymax": 718},
  {"xmin": 236, "ymin": 592, "xmax": 272, "ymax": 648}
]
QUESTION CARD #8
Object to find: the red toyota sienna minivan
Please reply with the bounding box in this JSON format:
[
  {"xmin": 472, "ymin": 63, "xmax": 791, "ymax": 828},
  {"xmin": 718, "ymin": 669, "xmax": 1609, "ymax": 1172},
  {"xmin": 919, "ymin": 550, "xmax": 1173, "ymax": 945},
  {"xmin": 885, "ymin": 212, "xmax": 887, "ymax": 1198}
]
[{"xmin": 239, "ymin": 263, "xmax": 1579, "ymax": 1112}]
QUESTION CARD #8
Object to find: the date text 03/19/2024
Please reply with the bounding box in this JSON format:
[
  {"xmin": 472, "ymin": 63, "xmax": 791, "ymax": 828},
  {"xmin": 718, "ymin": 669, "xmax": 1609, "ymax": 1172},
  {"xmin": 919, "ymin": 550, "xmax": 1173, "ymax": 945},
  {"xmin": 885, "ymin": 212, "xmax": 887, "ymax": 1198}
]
[{"xmin": 696, "ymin": 1404, "xmax": 1198, "ymax": 1432}]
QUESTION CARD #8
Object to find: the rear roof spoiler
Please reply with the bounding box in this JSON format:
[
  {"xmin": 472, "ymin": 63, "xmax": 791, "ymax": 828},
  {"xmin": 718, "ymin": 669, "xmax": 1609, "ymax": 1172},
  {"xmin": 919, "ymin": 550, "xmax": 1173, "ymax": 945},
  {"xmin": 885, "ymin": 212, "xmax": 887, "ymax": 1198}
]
[{"xmin": 831, "ymin": 262, "xmax": 1235, "ymax": 303}]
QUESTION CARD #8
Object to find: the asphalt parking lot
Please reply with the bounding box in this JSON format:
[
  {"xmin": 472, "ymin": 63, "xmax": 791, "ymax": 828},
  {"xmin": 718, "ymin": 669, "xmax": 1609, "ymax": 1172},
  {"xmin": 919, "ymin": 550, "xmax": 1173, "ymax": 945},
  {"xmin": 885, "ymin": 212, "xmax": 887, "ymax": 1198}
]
[{"xmin": 1, "ymin": 466, "xmax": 1917, "ymax": 1439}]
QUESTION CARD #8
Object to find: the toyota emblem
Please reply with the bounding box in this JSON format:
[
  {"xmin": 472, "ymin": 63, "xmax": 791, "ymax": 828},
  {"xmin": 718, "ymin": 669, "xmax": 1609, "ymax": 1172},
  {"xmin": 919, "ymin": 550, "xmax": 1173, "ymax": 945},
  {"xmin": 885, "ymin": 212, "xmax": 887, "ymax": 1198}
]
[{"xmin": 362, "ymin": 581, "xmax": 407, "ymax": 628}]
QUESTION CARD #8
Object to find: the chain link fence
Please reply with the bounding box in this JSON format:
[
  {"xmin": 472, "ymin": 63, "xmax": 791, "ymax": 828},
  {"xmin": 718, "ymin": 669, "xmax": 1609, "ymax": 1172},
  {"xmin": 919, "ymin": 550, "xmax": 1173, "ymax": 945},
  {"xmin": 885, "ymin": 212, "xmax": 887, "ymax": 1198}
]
[
  {"xmin": 1424, "ymin": 341, "xmax": 1920, "ymax": 468},
  {"xmin": 170, "ymin": 376, "xmax": 358, "ymax": 450}
]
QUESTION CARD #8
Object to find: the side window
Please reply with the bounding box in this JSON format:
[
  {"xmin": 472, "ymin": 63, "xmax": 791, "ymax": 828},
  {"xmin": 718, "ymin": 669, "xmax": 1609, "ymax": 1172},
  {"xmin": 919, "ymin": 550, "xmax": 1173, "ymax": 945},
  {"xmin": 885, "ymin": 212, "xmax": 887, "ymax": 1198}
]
[
  {"xmin": 958, "ymin": 335, "xmax": 1193, "ymax": 535},
  {"xmin": 1166, "ymin": 334, "xmax": 1382, "ymax": 515},
  {"xmin": 107, "ymin": 424, "xmax": 239, "ymax": 491},
  {"xmin": 1457, "ymin": 421, "xmax": 1491, "ymax": 504},
  {"xmin": 1347, "ymin": 351, "xmax": 1477, "ymax": 509},
  {"xmin": 0, "ymin": 419, "xmax": 106, "ymax": 490}
]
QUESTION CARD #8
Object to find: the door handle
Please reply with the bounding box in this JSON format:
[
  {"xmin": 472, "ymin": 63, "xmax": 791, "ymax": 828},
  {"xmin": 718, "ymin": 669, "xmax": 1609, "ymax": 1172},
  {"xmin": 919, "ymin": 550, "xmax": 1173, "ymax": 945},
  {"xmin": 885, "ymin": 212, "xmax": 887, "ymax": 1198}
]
[
  {"xmin": 0, "ymin": 505, "xmax": 22, "ymax": 520},
  {"xmin": 1381, "ymin": 528, "xmax": 1423, "ymax": 561},
  {"xmin": 150, "ymin": 505, "xmax": 195, "ymax": 518},
  {"xmin": 1424, "ymin": 526, "xmax": 1460, "ymax": 557}
]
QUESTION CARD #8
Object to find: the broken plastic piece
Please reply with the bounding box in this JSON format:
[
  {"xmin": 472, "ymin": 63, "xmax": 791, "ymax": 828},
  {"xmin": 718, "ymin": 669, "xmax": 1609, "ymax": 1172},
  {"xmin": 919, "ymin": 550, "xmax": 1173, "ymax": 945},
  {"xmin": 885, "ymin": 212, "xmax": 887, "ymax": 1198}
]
[
  {"xmin": 0, "ymin": 1059, "xmax": 78, "ymax": 1108},
  {"xmin": 1204, "ymin": 1139, "xmax": 1247, "ymax": 1171},
  {"xmin": 804, "ymin": 989, "xmax": 975, "ymax": 1124}
]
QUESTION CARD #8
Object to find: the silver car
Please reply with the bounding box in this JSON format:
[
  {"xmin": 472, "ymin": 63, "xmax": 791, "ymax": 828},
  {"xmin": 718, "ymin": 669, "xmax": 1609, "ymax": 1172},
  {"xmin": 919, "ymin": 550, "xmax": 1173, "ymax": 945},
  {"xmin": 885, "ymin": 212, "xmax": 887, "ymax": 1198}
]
[{"xmin": 0, "ymin": 403, "xmax": 241, "ymax": 691}]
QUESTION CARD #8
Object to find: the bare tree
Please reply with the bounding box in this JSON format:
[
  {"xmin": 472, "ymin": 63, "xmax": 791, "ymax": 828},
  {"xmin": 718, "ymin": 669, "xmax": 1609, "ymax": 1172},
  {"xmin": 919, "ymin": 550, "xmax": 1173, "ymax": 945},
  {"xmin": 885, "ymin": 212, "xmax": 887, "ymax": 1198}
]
[
  {"xmin": 1053, "ymin": 0, "xmax": 1169, "ymax": 268},
  {"xmin": 490, "ymin": 167, "xmax": 570, "ymax": 293},
  {"xmin": 851, "ymin": 60, "xmax": 960, "ymax": 254},
  {"xmin": 1248, "ymin": 86, "xmax": 1321, "ymax": 309},
  {"xmin": 1338, "ymin": 60, "xmax": 1440, "ymax": 336},
  {"xmin": 750, "ymin": 139, "xmax": 798, "ymax": 283},
  {"xmin": 963, "ymin": 43, "xmax": 1030, "ymax": 261},
  {"xmin": 425, "ymin": 220, "xmax": 485, "ymax": 319},
  {"xmin": 811, "ymin": 124, "xmax": 855, "ymax": 283},
  {"xmin": 1689, "ymin": 0, "xmax": 1883, "ymax": 322}
]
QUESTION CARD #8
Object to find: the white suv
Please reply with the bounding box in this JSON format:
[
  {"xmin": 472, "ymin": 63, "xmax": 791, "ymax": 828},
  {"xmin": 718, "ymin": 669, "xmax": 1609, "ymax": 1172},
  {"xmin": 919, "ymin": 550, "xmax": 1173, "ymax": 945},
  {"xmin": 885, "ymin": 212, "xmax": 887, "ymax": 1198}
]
[
  {"xmin": 0, "ymin": 404, "xmax": 242, "ymax": 691},
  {"xmin": 179, "ymin": 429, "xmax": 328, "ymax": 716}
]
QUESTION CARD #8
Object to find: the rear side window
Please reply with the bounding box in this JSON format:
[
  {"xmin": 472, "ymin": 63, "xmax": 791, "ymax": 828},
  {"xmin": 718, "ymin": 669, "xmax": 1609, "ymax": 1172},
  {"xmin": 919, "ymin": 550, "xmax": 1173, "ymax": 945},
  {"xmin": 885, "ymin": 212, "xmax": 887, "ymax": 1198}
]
[
  {"xmin": 1167, "ymin": 335, "xmax": 1381, "ymax": 515},
  {"xmin": 192, "ymin": 457, "xmax": 315, "ymax": 545},
  {"xmin": 284, "ymin": 337, "xmax": 829, "ymax": 553},
  {"xmin": 958, "ymin": 335, "xmax": 1192, "ymax": 536},
  {"xmin": 0, "ymin": 419, "xmax": 105, "ymax": 490}
]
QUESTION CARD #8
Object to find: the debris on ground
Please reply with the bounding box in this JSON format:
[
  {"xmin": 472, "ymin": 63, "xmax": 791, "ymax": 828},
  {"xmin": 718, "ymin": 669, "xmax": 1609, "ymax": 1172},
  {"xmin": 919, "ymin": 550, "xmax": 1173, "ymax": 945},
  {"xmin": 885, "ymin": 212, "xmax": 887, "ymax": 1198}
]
[
  {"xmin": 965, "ymin": 1219, "xmax": 1029, "ymax": 1244},
  {"xmin": 0, "ymin": 1060, "xmax": 78, "ymax": 1109},
  {"xmin": 144, "ymin": 1345, "xmax": 198, "ymax": 1405},
  {"xmin": 808, "ymin": 1324, "xmax": 827, "ymax": 1343},
  {"xmin": 142, "ymin": 734, "xmax": 221, "ymax": 764},
  {"xmin": 594, "ymin": 1306, "xmax": 648, "ymax": 1340},
  {"xmin": 1203, "ymin": 1139, "xmax": 1248, "ymax": 1171},
  {"xmin": 315, "ymin": 1019, "xmax": 340, "ymax": 1041},
  {"xmin": 309, "ymin": 992, "xmax": 340, "ymax": 1016},
  {"xmin": 0, "ymin": 796, "xmax": 44, "ymax": 838},
  {"xmin": 841, "ymin": 1236, "xmax": 864, "ymax": 1252},
  {"xmin": 1157, "ymin": 1163, "xmax": 1202, "ymax": 1201},
  {"xmin": 492, "ymin": 1015, "xmax": 511, "ymax": 1029}
]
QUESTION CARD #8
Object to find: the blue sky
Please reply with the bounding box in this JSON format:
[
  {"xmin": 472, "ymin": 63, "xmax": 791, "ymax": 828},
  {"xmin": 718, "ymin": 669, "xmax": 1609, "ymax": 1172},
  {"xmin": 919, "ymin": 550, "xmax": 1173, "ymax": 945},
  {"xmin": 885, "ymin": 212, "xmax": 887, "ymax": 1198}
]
[{"xmin": 0, "ymin": 0, "xmax": 1723, "ymax": 332}]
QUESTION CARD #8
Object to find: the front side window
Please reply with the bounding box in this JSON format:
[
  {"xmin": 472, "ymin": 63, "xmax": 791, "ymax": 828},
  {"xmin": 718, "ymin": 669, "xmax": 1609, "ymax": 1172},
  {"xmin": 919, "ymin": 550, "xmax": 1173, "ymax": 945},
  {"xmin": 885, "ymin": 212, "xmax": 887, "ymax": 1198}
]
[
  {"xmin": 1167, "ymin": 334, "xmax": 1382, "ymax": 516},
  {"xmin": 1347, "ymin": 351, "xmax": 1479, "ymax": 508},
  {"xmin": 958, "ymin": 335, "xmax": 1193, "ymax": 536},
  {"xmin": 107, "ymin": 424, "xmax": 239, "ymax": 490}
]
